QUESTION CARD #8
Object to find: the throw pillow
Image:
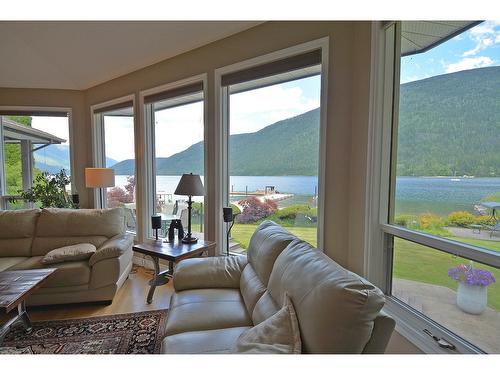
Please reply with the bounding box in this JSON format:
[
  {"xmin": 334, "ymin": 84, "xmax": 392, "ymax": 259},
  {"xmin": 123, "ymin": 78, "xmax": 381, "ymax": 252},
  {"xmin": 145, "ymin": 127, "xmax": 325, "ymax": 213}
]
[
  {"xmin": 233, "ymin": 292, "xmax": 301, "ymax": 354},
  {"xmin": 41, "ymin": 243, "xmax": 97, "ymax": 265}
]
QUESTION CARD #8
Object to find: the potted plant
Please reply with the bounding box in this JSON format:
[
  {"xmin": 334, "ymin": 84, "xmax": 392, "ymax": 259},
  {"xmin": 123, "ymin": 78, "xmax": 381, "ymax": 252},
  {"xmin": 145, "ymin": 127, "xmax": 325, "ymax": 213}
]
[
  {"xmin": 9, "ymin": 169, "xmax": 77, "ymax": 209},
  {"xmin": 448, "ymin": 263, "xmax": 496, "ymax": 315}
]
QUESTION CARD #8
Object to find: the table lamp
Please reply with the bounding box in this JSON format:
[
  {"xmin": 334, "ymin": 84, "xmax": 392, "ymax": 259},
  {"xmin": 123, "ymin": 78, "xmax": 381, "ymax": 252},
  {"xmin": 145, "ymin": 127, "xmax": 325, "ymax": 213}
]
[
  {"xmin": 223, "ymin": 207, "xmax": 238, "ymax": 256},
  {"xmin": 174, "ymin": 173, "xmax": 204, "ymax": 243},
  {"xmin": 85, "ymin": 168, "xmax": 115, "ymax": 208}
]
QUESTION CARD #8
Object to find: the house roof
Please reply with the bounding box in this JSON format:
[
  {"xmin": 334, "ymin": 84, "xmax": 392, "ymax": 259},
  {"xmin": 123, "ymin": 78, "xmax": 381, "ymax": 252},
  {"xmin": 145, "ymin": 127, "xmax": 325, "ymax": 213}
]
[
  {"xmin": 401, "ymin": 21, "xmax": 482, "ymax": 57},
  {"xmin": 2, "ymin": 117, "xmax": 66, "ymax": 145}
]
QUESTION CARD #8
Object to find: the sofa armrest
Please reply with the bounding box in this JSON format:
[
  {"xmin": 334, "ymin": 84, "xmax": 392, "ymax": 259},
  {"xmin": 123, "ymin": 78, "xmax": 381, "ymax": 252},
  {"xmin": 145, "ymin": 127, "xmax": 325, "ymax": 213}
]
[
  {"xmin": 89, "ymin": 233, "xmax": 134, "ymax": 266},
  {"xmin": 173, "ymin": 255, "xmax": 248, "ymax": 292},
  {"xmin": 362, "ymin": 311, "xmax": 396, "ymax": 354}
]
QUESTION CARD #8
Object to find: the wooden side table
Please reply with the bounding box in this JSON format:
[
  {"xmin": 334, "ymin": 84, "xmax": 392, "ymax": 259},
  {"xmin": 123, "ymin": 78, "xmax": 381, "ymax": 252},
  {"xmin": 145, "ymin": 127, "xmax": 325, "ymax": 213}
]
[{"xmin": 133, "ymin": 239, "xmax": 216, "ymax": 303}]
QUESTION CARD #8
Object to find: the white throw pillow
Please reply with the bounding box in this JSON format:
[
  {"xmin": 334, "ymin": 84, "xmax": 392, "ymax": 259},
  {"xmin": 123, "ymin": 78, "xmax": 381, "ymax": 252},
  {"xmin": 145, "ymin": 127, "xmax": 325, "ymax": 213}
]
[
  {"xmin": 41, "ymin": 243, "xmax": 97, "ymax": 265},
  {"xmin": 233, "ymin": 293, "xmax": 301, "ymax": 354}
]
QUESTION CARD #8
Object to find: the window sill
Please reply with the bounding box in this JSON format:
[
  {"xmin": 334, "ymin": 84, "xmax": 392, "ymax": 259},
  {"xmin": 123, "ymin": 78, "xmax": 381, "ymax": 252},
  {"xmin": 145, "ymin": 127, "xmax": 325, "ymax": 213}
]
[{"xmin": 384, "ymin": 297, "xmax": 484, "ymax": 354}]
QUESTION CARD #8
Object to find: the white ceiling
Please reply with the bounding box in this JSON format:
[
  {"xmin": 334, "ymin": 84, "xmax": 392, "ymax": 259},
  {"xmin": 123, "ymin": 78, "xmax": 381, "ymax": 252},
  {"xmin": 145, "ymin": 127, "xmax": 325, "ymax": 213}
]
[{"xmin": 0, "ymin": 21, "xmax": 261, "ymax": 90}]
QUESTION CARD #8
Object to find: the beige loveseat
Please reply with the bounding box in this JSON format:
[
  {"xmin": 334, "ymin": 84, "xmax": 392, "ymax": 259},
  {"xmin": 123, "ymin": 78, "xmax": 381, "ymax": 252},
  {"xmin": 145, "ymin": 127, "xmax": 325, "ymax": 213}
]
[
  {"xmin": 161, "ymin": 221, "xmax": 395, "ymax": 354},
  {"xmin": 0, "ymin": 208, "xmax": 133, "ymax": 305}
]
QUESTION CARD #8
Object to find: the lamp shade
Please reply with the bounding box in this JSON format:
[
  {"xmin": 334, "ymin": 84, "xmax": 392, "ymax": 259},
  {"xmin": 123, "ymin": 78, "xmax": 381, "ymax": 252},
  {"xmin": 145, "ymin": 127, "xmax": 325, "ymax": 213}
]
[
  {"xmin": 85, "ymin": 168, "xmax": 115, "ymax": 188},
  {"xmin": 174, "ymin": 173, "xmax": 204, "ymax": 196}
]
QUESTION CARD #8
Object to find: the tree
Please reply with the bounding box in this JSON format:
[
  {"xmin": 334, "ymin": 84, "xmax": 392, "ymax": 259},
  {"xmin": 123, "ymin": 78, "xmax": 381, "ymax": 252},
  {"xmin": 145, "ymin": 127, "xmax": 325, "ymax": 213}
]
[
  {"xmin": 10, "ymin": 169, "xmax": 76, "ymax": 208},
  {"xmin": 3, "ymin": 116, "xmax": 43, "ymax": 195},
  {"xmin": 237, "ymin": 197, "xmax": 277, "ymax": 224},
  {"xmin": 106, "ymin": 175, "xmax": 135, "ymax": 208}
]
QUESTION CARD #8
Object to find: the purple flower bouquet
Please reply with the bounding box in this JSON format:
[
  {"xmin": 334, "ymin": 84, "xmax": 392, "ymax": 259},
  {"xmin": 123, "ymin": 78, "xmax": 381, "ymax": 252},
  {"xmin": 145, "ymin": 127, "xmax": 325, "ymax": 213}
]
[{"xmin": 448, "ymin": 264, "xmax": 496, "ymax": 287}]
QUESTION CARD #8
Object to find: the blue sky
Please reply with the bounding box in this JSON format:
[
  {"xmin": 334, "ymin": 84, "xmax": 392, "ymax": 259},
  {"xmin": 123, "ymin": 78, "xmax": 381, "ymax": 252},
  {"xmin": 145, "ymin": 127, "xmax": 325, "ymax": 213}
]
[{"xmin": 401, "ymin": 21, "xmax": 500, "ymax": 84}]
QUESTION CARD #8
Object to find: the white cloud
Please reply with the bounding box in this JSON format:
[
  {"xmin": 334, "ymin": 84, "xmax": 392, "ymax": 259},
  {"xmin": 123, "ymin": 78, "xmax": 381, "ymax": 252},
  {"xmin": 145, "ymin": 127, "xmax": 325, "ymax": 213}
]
[
  {"xmin": 445, "ymin": 56, "xmax": 494, "ymax": 73},
  {"xmin": 230, "ymin": 83, "xmax": 319, "ymax": 135},
  {"xmin": 463, "ymin": 21, "xmax": 500, "ymax": 57}
]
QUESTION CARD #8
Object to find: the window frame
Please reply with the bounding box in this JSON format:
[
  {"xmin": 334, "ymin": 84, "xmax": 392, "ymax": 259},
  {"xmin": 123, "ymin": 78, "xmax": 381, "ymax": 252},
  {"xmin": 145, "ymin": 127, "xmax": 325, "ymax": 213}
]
[
  {"xmin": 0, "ymin": 105, "xmax": 74, "ymax": 210},
  {"xmin": 90, "ymin": 94, "xmax": 136, "ymax": 207},
  {"xmin": 366, "ymin": 21, "xmax": 496, "ymax": 354},
  {"xmin": 214, "ymin": 37, "xmax": 329, "ymax": 256},
  {"xmin": 139, "ymin": 74, "xmax": 209, "ymax": 242}
]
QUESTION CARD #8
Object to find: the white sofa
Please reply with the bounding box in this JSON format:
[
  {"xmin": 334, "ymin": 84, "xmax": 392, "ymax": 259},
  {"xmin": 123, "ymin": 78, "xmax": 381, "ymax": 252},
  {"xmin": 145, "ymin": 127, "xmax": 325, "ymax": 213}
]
[{"xmin": 0, "ymin": 208, "xmax": 133, "ymax": 305}]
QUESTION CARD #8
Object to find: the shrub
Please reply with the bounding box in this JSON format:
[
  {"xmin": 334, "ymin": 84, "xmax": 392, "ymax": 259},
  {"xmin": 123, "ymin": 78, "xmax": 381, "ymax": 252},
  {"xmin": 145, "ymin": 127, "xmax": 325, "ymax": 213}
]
[
  {"xmin": 10, "ymin": 169, "xmax": 76, "ymax": 208},
  {"xmin": 419, "ymin": 213, "xmax": 444, "ymax": 229},
  {"xmin": 416, "ymin": 213, "xmax": 452, "ymax": 236},
  {"xmin": 107, "ymin": 187, "xmax": 132, "ymax": 208},
  {"xmin": 237, "ymin": 197, "xmax": 277, "ymax": 224},
  {"xmin": 275, "ymin": 205, "xmax": 311, "ymax": 220},
  {"xmin": 447, "ymin": 211, "xmax": 475, "ymax": 227},
  {"xmin": 394, "ymin": 214, "xmax": 418, "ymax": 228},
  {"xmin": 474, "ymin": 215, "xmax": 497, "ymax": 226},
  {"xmin": 230, "ymin": 203, "xmax": 241, "ymax": 215}
]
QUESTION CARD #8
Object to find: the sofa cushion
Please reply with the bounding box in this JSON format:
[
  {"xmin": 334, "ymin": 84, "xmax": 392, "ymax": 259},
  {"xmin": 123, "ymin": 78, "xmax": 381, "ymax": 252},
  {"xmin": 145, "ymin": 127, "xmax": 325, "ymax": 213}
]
[
  {"xmin": 0, "ymin": 209, "xmax": 40, "ymax": 257},
  {"xmin": 161, "ymin": 326, "xmax": 251, "ymax": 354},
  {"xmin": 8, "ymin": 256, "xmax": 91, "ymax": 288},
  {"xmin": 0, "ymin": 257, "xmax": 29, "ymax": 272},
  {"xmin": 31, "ymin": 236, "xmax": 109, "ymax": 257},
  {"xmin": 267, "ymin": 240, "xmax": 386, "ymax": 353},
  {"xmin": 252, "ymin": 290, "xmax": 281, "ymax": 325},
  {"xmin": 234, "ymin": 293, "xmax": 301, "ymax": 354},
  {"xmin": 165, "ymin": 289, "xmax": 252, "ymax": 336},
  {"xmin": 240, "ymin": 264, "xmax": 267, "ymax": 317},
  {"xmin": 246, "ymin": 221, "xmax": 296, "ymax": 286},
  {"xmin": 42, "ymin": 243, "xmax": 96, "ymax": 265},
  {"xmin": 31, "ymin": 208, "xmax": 125, "ymax": 256}
]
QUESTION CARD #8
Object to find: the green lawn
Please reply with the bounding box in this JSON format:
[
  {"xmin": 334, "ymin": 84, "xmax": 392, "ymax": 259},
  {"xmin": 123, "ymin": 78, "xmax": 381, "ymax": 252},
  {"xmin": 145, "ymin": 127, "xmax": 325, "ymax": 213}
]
[
  {"xmin": 231, "ymin": 223, "xmax": 317, "ymax": 249},
  {"xmin": 231, "ymin": 223, "xmax": 499, "ymax": 311}
]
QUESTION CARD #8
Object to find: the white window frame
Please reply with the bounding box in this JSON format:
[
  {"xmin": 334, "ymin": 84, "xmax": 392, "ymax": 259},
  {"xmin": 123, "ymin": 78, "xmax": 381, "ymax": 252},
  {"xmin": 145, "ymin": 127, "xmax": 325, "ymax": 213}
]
[
  {"xmin": 90, "ymin": 94, "xmax": 138, "ymax": 234},
  {"xmin": 139, "ymin": 74, "xmax": 208, "ymax": 242},
  {"xmin": 365, "ymin": 21, "xmax": 496, "ymax": 354},
  {"xmin": 214, "ymin": 37, "xmax": 329, "ymax": 255},
  {"xmin": 0, "ymin": 106, "xmax": 75, "ymax": 210}
]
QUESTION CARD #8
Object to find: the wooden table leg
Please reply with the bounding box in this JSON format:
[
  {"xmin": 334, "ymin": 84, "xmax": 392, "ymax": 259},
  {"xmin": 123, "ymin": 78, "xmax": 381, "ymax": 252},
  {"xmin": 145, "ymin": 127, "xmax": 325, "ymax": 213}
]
[{"xmin": 146, "ymin": 256, "xmax": 170, "ymax": 304}]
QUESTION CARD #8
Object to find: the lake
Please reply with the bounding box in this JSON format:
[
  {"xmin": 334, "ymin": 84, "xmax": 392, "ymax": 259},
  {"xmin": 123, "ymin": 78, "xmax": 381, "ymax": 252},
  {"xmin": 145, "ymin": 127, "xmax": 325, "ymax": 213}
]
[{"xmin": 115, "ymin": 175, "xmax": 500, "ymax": 216}]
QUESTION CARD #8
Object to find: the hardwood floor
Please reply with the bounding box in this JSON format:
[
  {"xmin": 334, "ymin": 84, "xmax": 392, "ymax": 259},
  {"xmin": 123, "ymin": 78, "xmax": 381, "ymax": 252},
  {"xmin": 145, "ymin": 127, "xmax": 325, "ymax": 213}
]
[{"xmin": 1, "ymin": 265, "xmax": 173, "ymax": 323}]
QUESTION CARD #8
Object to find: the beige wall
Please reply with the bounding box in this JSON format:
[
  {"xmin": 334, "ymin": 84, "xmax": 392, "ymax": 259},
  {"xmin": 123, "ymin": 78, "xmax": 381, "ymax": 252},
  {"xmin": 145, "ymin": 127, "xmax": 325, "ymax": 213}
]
[{"xmin": 0, "ymin": 88, "xmax": 89, "ymax": 207}]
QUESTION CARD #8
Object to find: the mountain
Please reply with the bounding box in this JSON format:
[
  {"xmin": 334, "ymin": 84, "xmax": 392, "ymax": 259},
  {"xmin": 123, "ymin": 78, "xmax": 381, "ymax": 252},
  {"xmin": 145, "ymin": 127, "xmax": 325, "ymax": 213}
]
[
  {"xmin": 112, "ymin": 108, "xmax": 320, "ymax": 176},
  {"xmin": 34, "ymin": 145, "xmax": 117, "ymax": 174},
  {"xmin": 112, "ymin": 66, "xmax": 500, "ymax": 177},
  {"xmin": 397, "ymin": 66, "xmax": 500, "ymax": 176}
]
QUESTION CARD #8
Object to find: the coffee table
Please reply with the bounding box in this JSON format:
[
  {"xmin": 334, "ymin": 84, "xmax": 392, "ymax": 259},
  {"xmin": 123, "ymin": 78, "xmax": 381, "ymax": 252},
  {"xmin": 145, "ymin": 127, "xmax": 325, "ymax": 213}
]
[
  {"xmin": 0, "ymin": 269, "xmax": 56, "ymax": 344},
  {"xmin": 133, "ymin": 239, "xmax": 216, "ymax": 304}
]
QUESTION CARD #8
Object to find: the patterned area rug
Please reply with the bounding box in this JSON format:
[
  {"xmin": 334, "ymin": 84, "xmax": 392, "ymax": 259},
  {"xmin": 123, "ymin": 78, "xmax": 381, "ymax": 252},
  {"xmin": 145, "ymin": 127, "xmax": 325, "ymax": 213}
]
[{"xmin": 0, "ymin": 309, "xmax": 168, "ymax": 354}]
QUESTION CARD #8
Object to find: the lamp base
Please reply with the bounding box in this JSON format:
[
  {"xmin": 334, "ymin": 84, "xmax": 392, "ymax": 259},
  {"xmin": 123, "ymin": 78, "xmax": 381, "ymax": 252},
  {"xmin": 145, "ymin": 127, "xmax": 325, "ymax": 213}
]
[{"xmin": 181, "ymin": 235, "xmax": 198, "ymax": 244}]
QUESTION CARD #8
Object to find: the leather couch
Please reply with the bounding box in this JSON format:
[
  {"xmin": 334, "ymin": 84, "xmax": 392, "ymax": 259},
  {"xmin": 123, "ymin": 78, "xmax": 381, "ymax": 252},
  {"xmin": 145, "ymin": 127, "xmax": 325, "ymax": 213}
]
[
  {"xmin": 161, "ymin": 220, "xmax": 395, "ymax": 354},
  {"xmin": 0, "ymin": 208, "xmax": 133, "ymax": 305}
]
